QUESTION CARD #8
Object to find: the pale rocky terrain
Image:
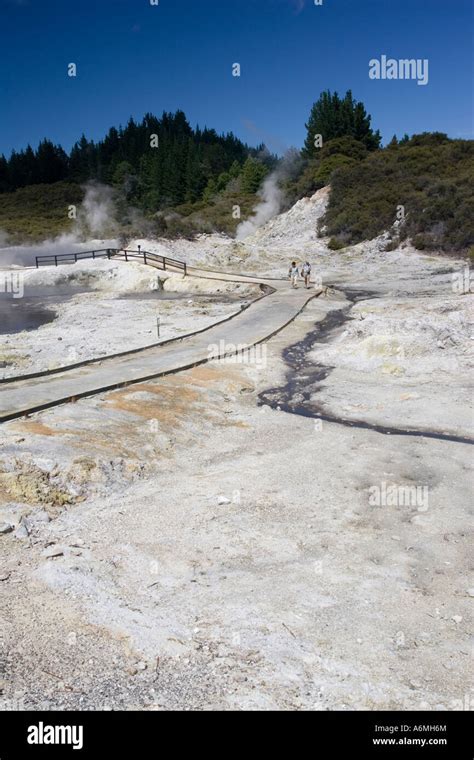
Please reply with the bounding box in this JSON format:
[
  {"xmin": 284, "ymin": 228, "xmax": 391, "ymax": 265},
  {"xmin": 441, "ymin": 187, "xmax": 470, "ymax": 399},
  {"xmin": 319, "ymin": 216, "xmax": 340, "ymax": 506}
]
[
  {"xmin": 0, "ymin": 189, "xmax": 472, "ymax": 711},
  {"xmin": 0, "ymin": 262, "xmax": 258, "ymax": 378}
]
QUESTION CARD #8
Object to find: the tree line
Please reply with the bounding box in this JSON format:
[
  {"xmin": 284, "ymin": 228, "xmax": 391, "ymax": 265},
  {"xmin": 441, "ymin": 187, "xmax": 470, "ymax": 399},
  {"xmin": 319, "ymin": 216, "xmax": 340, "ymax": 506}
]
[
  {"xmin": 0, "ymin": 110, "xmax": 272, "ymax": 208},
  {"xmin": 0, "ymin": 92, "xmax": 381, "ymax": 209}
]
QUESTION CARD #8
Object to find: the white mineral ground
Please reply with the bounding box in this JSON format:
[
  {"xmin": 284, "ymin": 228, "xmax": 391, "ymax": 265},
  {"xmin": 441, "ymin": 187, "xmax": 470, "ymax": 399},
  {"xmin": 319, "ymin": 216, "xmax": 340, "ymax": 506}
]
[
  {"xmin": 0, "ymin": 187, "xmax": 472, "ymax": 710},
  {"xmin": 0, "ymin": 261, "xmax": 258, "ymax": 378}
]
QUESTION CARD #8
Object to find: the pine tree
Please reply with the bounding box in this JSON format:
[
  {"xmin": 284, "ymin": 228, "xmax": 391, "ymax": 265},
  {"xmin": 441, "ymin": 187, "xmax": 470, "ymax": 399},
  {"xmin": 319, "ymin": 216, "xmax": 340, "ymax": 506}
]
[
  {"xmin": 202, "ymin": 178, "xmax": 217, "ymax": 205},
  {"xmin": 0, "ymin": 110, "xmax": 256, "ymax": 206},
  {"xmin": 35, "ymin": 140, "xmax": 68, "ymax": 184},
  {"xmin": 228, "ymin": 160, "xmax": 242, "ymax": 180},
  {"xmin": 184, "ymin": 139, "xmax": 203, "ymax": 202},
  {"xmin": 240, "ymin": 157, "xmax": 268, "ymax": 194},
  {"xmin": 303, "ymin": 90, "xmax": 381, "ymax": 157},
  {"xmin": 69, "ymin": 135, "xmax": 97, "ymax": 182},
  {"xmin": 7, "ymin": 145, "xmax": 38, "ymax": 188},
  {"xmin": 0, "ymin": 154, "xmax": 9, "ymax": 192}
]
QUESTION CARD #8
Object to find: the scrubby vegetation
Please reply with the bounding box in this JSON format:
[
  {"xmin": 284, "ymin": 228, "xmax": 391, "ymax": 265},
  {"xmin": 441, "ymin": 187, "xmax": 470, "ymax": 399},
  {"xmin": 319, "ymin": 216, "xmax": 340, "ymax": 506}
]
[
  {"xmin": 0, "ymin": 182, "xmax": 84, "ymax": 243},
  {"xmin": 0, "ymin": 110, "xmax": 276, "ymax": 242},
  {"xmin": 162, "ymin": 192, "xmax": 260, "ymax": 238},
  {"xmin": 284, "ymin": 135, "xmax": 369, "ymax": 207},
  {"xmin": 321, "ymin": 133, "xmax": 474, "ymax": 253},
  {"xmin": 0, "ymin": 168, "xmax": 268, "ymax": 243},
  {"xmin": 1, "ymin": 94, "xmax": 472, "ymax": 254}
]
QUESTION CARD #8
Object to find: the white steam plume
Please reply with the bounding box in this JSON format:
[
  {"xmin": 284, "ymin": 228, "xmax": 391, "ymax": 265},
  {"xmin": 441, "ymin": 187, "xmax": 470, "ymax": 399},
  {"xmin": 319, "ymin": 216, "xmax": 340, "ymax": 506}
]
[
  {"xmin": 0, "ymin": 183, "xmax": 119, "ymax": 267},
  {"xmin": 236, "ymin": 149, "xmax": 302, "ymax": 241},
  {"xmin": 76, "ymin": 183, "xmax": 118, "ymax": 237},
  {"xmin": 236, "ymin": 173, "xmax": 283, "ymax": 241}
]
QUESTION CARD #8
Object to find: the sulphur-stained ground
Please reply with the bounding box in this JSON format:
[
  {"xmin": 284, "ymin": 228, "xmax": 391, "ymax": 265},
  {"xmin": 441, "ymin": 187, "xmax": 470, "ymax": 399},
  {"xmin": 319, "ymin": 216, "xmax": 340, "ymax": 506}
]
[{"xmin": 0, "ymin": 189, "xmax": 472, "ymax": 711}]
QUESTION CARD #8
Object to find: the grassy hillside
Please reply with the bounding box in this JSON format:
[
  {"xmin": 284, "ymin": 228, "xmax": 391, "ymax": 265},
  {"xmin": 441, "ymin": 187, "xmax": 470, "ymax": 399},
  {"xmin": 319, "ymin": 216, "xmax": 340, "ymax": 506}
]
[
  {"xmin": 0, "ymin": 176, "xmax": 263, "ymax": 244},
  {"xmin": 157, "ymin": 191, "xmax": 259, "ymax": 238},
  {"xmin": 0, "ymin": 182, "xmax": 84, "ymax": 243},
  {"xmin": 319, "ymin": 134, "xmax": 474, "ymax": 254},
  {"xmin": 1, "ymin": 134, "xmax": 472, "ymax": 256}
]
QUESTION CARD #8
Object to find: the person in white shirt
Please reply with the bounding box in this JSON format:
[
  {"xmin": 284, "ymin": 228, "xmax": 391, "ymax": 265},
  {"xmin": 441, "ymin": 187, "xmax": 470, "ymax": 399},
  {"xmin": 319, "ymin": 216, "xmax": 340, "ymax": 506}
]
[
  {"xmin": 302, "ymin": 261, "xmax": 311, "ymax": 289},
  {"xmin": 288, "ymin": 262, "xmax": 299, "ymax": 289}
]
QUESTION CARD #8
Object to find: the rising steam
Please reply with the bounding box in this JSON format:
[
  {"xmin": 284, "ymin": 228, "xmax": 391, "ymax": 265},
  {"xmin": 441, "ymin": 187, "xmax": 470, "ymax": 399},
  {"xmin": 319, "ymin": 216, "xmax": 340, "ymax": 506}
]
[
  {"xmin": 236, "ymin": 149, "xmax": 302, "ymax": 241},
  {"xmin": 76, "ymin": 183, "xmax": 119, "ymax": 237},
  {"xmin": 0, "ymin": 183, "xmax": 119, "ymax": 267},
  {"xmin": 236, "ymin": 173, "xmax": 283, "ymax": 241}
]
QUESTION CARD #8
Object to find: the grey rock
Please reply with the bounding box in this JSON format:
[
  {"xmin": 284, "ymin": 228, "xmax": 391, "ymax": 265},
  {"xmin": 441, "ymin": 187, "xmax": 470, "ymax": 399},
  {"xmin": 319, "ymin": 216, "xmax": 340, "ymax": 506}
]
[
  {"xmin": 33, "ymin": 510, "xmax": 51, "ymax": 524},
  {"xmin": 14, "ymin": 522, "xmax": 29, "ymax": 540},
  {"xmin": 42, "ymin": 545, "xmax": 64, "ymax": 559}
]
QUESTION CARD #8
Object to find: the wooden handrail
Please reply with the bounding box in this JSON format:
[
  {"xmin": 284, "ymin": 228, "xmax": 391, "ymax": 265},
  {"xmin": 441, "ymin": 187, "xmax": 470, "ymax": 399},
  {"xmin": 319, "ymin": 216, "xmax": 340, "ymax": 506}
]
[{"xmin": 34, "ymin": 248, "xmax": 187, "ymax": 276}]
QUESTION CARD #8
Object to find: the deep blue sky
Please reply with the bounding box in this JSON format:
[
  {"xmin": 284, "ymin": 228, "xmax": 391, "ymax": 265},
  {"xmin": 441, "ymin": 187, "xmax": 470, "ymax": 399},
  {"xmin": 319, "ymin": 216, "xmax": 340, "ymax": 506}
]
[{"xmin": 0, "ymin": 0, "xmax": 472, "ymax": 157}]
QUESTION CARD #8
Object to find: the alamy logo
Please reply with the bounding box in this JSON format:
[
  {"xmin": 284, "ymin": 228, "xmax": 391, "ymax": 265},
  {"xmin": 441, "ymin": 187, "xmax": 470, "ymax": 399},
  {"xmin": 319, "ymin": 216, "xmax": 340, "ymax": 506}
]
[
  {"xmin": 449, "ymin": 694, "xmax": 474, "ymax": 711},
  {"xmin": 369, "ymin": 481, "xmax": 429, "ymax": 509},
  {"xmin": 452, "ymin": 266, "xmax": 473, "ymax": 294},
  {"xmin": 0, "ymin": 272, "xmax": 24, "ymax": 298},
  {"xmin": 369, "ymin": 55, "xmax": 429, "ymax": 86},
  {"xmin": 208, "ymin": 340, "xmax": 267, "ymax": 369},
  {"xmin": 27, "ymin": 722, "xmax": 83, "ymax": 750}
]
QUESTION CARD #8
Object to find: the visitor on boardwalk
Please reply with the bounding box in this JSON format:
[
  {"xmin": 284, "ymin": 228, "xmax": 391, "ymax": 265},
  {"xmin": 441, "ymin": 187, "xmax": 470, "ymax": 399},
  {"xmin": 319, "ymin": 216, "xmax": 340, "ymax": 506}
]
[
  {"xmin": 302, "ymin": 261, "xmax": 311, "ymax": 289},
  {"xmin": 288, "ymin": 262, "xmax": 299, "ymax": 289}
]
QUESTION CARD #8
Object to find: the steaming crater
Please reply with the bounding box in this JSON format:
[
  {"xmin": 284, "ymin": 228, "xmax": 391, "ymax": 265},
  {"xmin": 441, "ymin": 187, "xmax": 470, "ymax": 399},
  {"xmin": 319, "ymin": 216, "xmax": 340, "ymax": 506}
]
[
  {"xmin": 236, "ymin": 149, "xmax": 303, "ymax": 240},
  {"xmin": 236, "ymin": 173, "xmax": 283, "ymax": 240},
  {"xmin": 0, "ymin": 298, "xmax": 57, "ymax": 335},
  {"xmin": 0, "ymin": 183, "xmax": 120, "ymax": 267},
  {"xmin": 0, "ymin": 236, "xmax": 119, "ymax": 268}
]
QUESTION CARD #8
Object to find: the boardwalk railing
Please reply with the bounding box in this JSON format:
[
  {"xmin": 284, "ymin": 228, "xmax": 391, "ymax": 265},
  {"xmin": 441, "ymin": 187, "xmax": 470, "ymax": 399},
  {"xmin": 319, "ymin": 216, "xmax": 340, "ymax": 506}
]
[{"xmin": 35, "ymin": 248, "xmax": 187, "ymax": 276}]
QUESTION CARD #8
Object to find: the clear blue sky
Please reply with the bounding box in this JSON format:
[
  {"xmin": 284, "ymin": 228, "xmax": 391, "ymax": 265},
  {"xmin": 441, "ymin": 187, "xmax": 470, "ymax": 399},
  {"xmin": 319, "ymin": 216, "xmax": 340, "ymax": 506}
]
[{"xmin": 0, "ymin": 0, "xmax": 472, "ymax": 157}]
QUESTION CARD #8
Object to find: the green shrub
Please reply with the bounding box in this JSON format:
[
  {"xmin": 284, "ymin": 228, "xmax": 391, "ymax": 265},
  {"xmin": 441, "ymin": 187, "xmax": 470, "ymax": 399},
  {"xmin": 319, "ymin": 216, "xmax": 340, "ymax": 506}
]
[
  {"xmin": 384, "ymin": 237, "xmax": 400, "ymax": 251},
  {"xmin": 322, "ymin": 135, "xmax": 474, "ymax": 253},
  {"xmin": 320, "ymin": 137, "xmax": 368, "ymax": 161},
  {"xmin": 413, "ymin": 234, "xmax": 429, "ymax": 250},
  {"xmin": 240, "ymin": 158, "xmax": 269, "ymax": 194},
  {"xmin": 328, "ymin": 237, "xmax": 346, "ymax": 250},
  {"xmin": 315, "ymin": 155, "xmax": 357, "ymax": 184}
]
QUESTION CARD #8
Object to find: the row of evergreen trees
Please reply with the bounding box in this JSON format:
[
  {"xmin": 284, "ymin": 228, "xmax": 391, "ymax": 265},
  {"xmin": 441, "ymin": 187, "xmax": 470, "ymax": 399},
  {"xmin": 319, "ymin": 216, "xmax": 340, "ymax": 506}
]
[
  {"xmin": 303, "ymin": 90, "xmax": 381, "ymax": 156},
  {"xmin": 0, "ymin": 110, "xmax": 267, "ymax": 208},
  {"xmin": 0, "ymin": 141, "xmax": 69, "ymax": 192},
  {"xmin": 0, "ymin": 92, "xmax": 382, "ymax": 210}
]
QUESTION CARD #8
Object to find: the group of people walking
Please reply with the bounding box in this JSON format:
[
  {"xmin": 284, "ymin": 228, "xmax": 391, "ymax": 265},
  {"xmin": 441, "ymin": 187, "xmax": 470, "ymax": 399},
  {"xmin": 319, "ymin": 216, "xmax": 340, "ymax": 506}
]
[{"xmin": 288, "ymin": 261, "xmax": 312, "ymax": 289}]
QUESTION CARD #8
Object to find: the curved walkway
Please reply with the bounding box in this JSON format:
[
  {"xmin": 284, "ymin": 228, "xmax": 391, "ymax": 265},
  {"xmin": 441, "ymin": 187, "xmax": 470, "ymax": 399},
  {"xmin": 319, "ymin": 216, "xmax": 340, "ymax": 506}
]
[{"xmin": 0, "ymin": 264, "xmax": 321, "ymax": 423}]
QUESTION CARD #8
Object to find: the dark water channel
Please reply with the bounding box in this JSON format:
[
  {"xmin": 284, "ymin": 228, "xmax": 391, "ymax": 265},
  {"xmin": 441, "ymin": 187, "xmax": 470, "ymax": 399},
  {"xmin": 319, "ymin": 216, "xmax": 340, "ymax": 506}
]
[{"xmin": 258, "ymin": 288, "xmax": 473, "ymax": 445}]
